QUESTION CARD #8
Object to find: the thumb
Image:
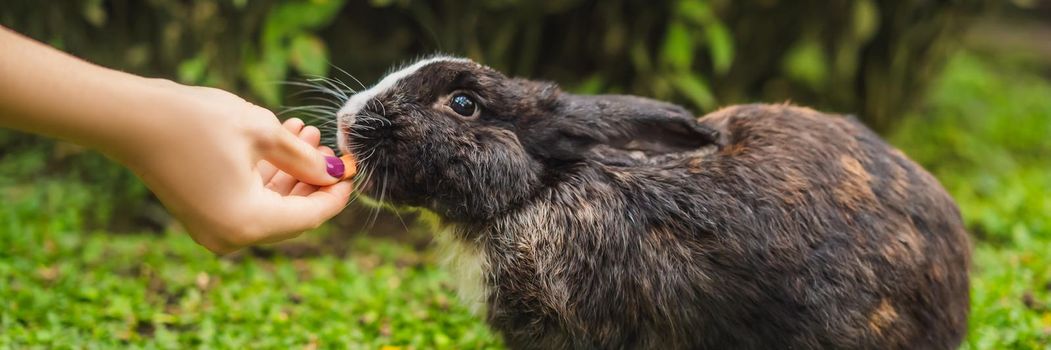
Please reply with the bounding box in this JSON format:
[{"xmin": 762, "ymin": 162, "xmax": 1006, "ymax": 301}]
[{"xmin": 258, "ymin": 124, "xmax": 348, "ymax": 186}]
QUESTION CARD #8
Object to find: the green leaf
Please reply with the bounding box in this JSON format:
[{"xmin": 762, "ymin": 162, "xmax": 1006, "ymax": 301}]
[
  {"xmin": 705, "ymin": 23, "xmax": 734, "ymax": 74},
  {"xmin": 243, "ymin": 47, "xmax": 289, "ymax": 107},
  {"xmin": 289, "ymin": 34, "xmax": 330, "ymax": 76},
  {"xmin": 677, "ymin": 0, "xmax": 714, "ymax": 24},
  {"xmin": 853, "ymin": 0, "xmax": 879, "ymax": 41},
  {"xmin": 81, "ymin": 0, "xmax": 107, "ymax": 27},
  {"xmin": 630, "ymin": 41, "xmax": 653, "ymax": 73},
  {"xmin": 670, "ymin": 73, "xmax": 716, "ymax": 111},
  {"xmin": 677, "ymin": 0, "xmax": 733, "ymax": 74},
  {"xmin": 782, "ymin": 39, "xmax": 828, "ymax": 89},
  {"xmin": 573, "ymin": 74, "xmax": 606, "ymax": 94},
  {"xmin": 661, "ymin": 21, "xmax": 693, "ymax": 70},
  {"xmin": 176, "ymin": 55, "xmax": 208, "ymax": 85},
  {"xmin": 263, "ymin": 0, "xmax": 347, "ymax": 47}
]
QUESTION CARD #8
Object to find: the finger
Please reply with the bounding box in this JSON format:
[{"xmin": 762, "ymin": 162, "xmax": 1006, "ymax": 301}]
[
  {"xmin": 290, "ymin": 146, "xmax": 333, "ymax": 196},
  {"xmin": 289, "ymin": 181, "xmax": 318, "ymax": 196},
  {"xmin": 318, "ymin": 145, "xmax": 336, "ymax": 156},
  {"xmin": 258, "ymin": 123, "xmax": 345, "ymax": 186},
  {"xmin": 300, "ymin": 125, "xmax": 321, "ymax": 148},
  {"xmin": 253, "ymin": 181, "xmax": 355, "ymax": 244},
  {"xmin": 266, "ymin": 170, "xmax": 299, "ymax": 196},
  {"xmin": 257, "ymin": 119, "xmax": 307, "ymax": 182},
  {"xmin": 283, "ymin": 117, "xmax": 306, "ymax": 134},
  {"xmin": 258, "ymin": 160, "xmax": 278, "ymax": 184}
]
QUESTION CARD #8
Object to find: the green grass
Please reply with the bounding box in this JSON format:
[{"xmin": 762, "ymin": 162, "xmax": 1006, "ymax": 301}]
[
  {"xmin": 968, "ymin": 242, "xmax": 1051, "ymax": 349},
  {"xmin": 2, "ymin": 51, "xmax": 1050, "ymax": 348},
  {"xmin": 890, "ymin": 52, "xmax": 1051, "ymax": 349},
  {"xmin": 0, "ymin": 181, "xmax": 500, "ymax": 349}
]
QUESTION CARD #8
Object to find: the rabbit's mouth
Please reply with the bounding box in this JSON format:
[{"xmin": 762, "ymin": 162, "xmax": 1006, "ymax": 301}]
[
  {"xmin": 335, "ymin": 112, "xmax": 386, "ymax": 198},
  {"xmin": 334, "ymin": 103, "xmax": 428, "ymax": 210}
]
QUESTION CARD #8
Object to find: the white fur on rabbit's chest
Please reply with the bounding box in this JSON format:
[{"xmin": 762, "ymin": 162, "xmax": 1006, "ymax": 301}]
[{"xmin": 434, "ymin": 226, "xmax": 490, "ymax": 316}]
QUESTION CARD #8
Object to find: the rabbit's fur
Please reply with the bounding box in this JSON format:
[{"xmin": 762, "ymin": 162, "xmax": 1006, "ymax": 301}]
[{"xmin": 336, "ymin": 56, "xmax": 971, "ymax": 349}]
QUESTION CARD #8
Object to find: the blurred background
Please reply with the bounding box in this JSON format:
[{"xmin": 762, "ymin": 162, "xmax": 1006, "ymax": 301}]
[{"xmin": 1, "ymin": 0, "xmax": 1049, "ymax": 348}]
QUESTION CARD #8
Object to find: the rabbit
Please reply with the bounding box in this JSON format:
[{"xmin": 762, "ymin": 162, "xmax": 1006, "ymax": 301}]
[{"xmin": 334, "ymin": 56, "xmax": 972, "ymax": 350}]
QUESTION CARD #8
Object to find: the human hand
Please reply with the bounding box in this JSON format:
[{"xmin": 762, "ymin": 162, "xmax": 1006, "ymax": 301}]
[
  {"xmin": 0, "ymin": 28, "xmax": 355, "ymax": 254},
  {"xmin": 114, "ymin": 82, "xmax": 354, "ymax": 254}
]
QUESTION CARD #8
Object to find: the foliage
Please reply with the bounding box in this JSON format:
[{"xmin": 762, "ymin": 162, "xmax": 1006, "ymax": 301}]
[
  {"xmin": 891, "ymin": 52, "xmax": 1051, "ymax": 349},
  {"xmin": 1, "ymin": 49, "xmax": 1049, "ymax": 348},
  {"xmin": 967, "ymin": 243, "xmax": 1051, "ymax": 349},
  {"xmin": 1, "ymin": 1, "xmax": 1048, "ymax": 348},
  {"xmin": 0, "ymin": 0, "xmax": 992, "ymax": 127},
  {"xmin": 891, "ymin": 53, "xmax": 1051, "ymax": 246},
  {"xmin": 0, "ymin": 182, "xmax": 500, "ymax": 349},
  {"xmin": 0, "ymin": 136, "xmax": 155, "ymax": 231},
  {"xmin": 241, "ymin": 0, "xmax": 346, "ymax": 105}
]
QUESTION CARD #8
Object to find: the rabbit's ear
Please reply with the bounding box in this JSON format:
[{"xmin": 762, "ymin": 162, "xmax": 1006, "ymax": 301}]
[{"xmin": 523, "ymin": 94, "xmax": 719, "ymax": 162}]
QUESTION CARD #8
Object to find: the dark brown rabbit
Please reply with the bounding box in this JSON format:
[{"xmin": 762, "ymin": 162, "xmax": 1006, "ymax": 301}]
[{"xmin": 334, "ymin": 56, "xmax": 971, "ymax": 349}]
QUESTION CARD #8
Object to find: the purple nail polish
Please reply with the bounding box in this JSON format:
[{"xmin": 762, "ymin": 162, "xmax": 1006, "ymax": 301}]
[{"xmin": 325, "ymin": 156, "xmax": 345, "ymax": 178}]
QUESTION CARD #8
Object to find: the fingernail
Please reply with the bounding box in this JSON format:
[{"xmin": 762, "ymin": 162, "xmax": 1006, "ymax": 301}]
[{"xmin": 325, "ymin": 156, "xmax": 345, "ymax": 178}]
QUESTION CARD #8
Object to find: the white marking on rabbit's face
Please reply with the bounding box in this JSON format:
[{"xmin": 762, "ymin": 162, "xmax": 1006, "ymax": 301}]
[
  {"xmin": 434, "ymin": 225, "xmax": 490, "ymax": 316},
  {"xmin": 335, "ymin": 55, "xmax": 472, "ymax": 155}
]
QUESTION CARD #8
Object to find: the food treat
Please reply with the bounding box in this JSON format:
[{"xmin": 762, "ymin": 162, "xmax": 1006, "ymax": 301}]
[{"xmin": 339, "ymin": 154, "xmax": 358, "ymax": 180}]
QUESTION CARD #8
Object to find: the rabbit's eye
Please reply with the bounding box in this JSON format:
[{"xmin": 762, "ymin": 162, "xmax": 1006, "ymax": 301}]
[{"xmin": 449, "ymin": 93, "xmax": 477, "ymax": 117}]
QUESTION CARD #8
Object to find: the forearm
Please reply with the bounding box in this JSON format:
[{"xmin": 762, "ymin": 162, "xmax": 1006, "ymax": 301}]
[
  {"xmin": 0, "ymin": 27, "xmax": 355, "ymax": 254},
  {"xmin": 0, "ymin": 26, "xmax": 179, "ymax": 160}
]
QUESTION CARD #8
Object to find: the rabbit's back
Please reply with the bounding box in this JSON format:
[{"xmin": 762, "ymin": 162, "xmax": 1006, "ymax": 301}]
[
  {"xmin": 452, "ymin": 104, "xmax": 970, "ymax": 349},
  {"xmin": 682, "ymin": 104, "xmax": 971, "ymax": 348}
]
